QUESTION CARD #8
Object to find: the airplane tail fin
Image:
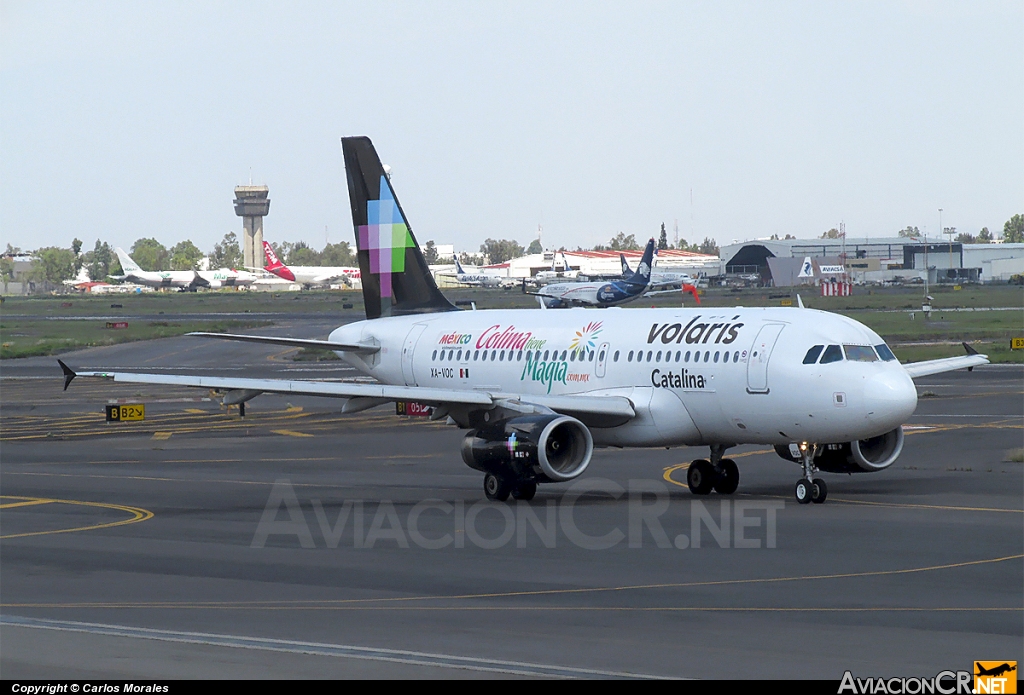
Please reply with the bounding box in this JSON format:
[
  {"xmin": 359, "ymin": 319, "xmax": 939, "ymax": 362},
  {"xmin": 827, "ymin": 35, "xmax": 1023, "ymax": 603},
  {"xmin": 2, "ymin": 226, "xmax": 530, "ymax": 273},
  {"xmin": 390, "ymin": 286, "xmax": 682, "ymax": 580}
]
[
  {"xmin": 453, "ymin": 254, "xmax": 466, "ymax": 274},
  {"xmin": 619, "ymin": 253, "xmax": 633, "ymax": 278},
  {"xmin": 262, "ymin": 241, "xmax": 295, "ymax": 281},
  {"xmin": 625, "ymin": 239, "xmax": 656, "ymax": 286},
  {"xmin": 342, "ymin": 136, "xmax": 456, "ymax": 319},
  {"xmin": 114, "ymin": 248, "xmax": 142, "ymax": 274}
]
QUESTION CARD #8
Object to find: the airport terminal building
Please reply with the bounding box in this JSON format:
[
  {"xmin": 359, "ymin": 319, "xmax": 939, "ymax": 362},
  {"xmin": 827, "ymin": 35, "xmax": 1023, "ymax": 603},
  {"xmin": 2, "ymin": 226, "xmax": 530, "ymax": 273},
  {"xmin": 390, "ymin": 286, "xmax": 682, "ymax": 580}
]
[{"xmin": 720, "ymin": 237, "xmax": 1024, "ymax": 286}]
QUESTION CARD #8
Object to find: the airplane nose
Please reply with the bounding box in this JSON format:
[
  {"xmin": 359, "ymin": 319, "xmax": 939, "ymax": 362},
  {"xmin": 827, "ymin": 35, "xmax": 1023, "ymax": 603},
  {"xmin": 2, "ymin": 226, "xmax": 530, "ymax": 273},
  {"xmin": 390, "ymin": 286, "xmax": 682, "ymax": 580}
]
[{"xmin": 865, "ymin": 369, "xmax": 918, "ymax": 426}]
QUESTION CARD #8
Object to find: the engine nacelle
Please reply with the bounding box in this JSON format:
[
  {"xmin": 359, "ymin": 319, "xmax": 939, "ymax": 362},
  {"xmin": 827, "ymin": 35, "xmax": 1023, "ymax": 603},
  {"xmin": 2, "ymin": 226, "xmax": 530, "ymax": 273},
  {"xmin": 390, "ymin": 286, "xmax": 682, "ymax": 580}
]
[
  {"xmin": 774, "ymin": 426, "xmax": 904, "ymax": 473},
  {"xmin": 461, "ymin": 414, "xmax": 593, "ymax": 483},
  {"xmin": 207, "ymin": 280, "xmax": 223, "ymax": 289}
]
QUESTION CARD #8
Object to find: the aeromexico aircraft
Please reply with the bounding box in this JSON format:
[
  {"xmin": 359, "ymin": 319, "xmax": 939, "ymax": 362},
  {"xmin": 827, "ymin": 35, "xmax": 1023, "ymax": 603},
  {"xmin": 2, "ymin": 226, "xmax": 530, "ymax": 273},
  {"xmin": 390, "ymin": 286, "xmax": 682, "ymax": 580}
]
[
  {"xmin": 620, "ymin": 252, "xmax": 701, "ymax": 303},
  {"xmin": 526, "ymin": 239, "xmax": 657, "ymax": 308},
  {"xmin": 262, "ymin": 240, "xmax": 360, "ymax": 287},
  {"xmin": 443, "ymin": 254, "xmax": 504, "ymax": 287},
  {"xmin": 61, "ymin": 137, "xmax": 989, "ymax": 504}
]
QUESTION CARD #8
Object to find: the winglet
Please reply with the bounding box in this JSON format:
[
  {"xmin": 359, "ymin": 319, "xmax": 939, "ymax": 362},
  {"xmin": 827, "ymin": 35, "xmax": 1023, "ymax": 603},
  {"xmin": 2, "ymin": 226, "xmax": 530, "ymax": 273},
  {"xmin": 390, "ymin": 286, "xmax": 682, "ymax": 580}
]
[
  {"xmin": 963, "ymin": 341, "xmax": 978, "ymax": 370},
  {"xmin": 57, "ymin": 359, "xmax": 76, "ymax": 391}
]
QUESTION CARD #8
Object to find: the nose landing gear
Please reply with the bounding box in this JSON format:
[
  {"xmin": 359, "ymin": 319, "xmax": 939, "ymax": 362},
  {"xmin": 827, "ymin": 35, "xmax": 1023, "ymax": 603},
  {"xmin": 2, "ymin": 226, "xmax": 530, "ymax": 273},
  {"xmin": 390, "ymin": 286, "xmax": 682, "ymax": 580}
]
[{"xmin": 795, "ymin": 443, "xmax": 827, "ymax": 504}]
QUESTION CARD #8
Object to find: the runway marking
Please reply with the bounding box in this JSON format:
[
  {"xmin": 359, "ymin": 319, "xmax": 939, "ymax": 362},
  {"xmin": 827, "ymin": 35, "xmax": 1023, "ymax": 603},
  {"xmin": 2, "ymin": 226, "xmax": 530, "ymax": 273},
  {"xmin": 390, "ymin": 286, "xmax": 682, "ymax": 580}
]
[
  {"xmin": 184, "ymin": 408, "xmax": 207, "ymax": 414},
  {"xmin": 0, "ymin": 616, "xmax": 665, "ymax": 679},
  {"xmin": 152, "ymin": 432, "xmax": 173, "ymax": 441},
  {"xmin": 6, "ymin": 554, "xmax": 1019, "ymax": 609},
  {"xmin": 0, "ymin": 496, "xmax": 154, "ymax": 539},
  {"xmin": 0, "ymin": 498, "xmax": 55, "ymax": 509},
  {"xmin": 272, "ymin": 429, "xmax": 314, "ymax": 438}
]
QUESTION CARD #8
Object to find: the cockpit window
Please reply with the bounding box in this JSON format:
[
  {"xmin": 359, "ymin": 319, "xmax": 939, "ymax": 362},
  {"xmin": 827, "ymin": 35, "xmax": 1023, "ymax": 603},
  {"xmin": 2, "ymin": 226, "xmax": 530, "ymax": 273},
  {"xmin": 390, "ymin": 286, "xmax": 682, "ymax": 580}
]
[
  {"xmin": 875, "ymin": 344, "xmax": 897, "ymax": 362},
  {"xmin": 803, "ymin": 345, "xmax": 824, "ymax": 364},
  {"xmin": 820, "ymin": 345, "xmax": 843, "ymax": 364},
  {"xmin": 843, "ymin": 345, "xmax": 878, "ymax": 362}
]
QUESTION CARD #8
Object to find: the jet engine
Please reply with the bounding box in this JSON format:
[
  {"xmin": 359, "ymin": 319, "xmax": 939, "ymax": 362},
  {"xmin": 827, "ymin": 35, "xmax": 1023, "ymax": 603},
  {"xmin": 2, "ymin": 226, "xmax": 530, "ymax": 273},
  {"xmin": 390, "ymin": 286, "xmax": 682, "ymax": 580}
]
[
  {"xmin": 206, "ymin": 280, "xmax": 223, "ymax": 289},
  {"xmin": 774, "ymin": 426, "xmax": 905, "ymax": 473},
  {"xmin": 461, "ymin": 414, "xmax": 593, "ymax": 483}
]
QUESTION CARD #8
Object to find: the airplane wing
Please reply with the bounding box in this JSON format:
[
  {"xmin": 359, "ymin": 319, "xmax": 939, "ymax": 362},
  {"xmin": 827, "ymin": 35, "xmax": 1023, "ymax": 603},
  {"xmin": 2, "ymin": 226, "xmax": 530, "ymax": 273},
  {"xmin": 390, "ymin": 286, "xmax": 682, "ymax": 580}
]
[
  {"xmin": 187, "ymin": 332, "xmax": 380, "ymax": 355},
  {"xmin": 310, "ymin": 274, "xmax": 347, "ymax": 284},
  {"xmin": 903, "ymin": 343, "xmax": 990, "ymax": 378},
  {"xmin": 57, "ymin": 361, "xmax": 636, "ymax": 426}
]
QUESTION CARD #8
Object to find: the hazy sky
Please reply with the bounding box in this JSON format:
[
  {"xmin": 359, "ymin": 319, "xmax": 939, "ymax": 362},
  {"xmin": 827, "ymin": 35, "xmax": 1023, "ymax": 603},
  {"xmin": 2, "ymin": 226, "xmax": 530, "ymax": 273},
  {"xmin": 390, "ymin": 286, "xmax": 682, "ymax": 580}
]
[{"xmin": 2, "ymin": 1, "xmax": 1021, "ymax": 256}]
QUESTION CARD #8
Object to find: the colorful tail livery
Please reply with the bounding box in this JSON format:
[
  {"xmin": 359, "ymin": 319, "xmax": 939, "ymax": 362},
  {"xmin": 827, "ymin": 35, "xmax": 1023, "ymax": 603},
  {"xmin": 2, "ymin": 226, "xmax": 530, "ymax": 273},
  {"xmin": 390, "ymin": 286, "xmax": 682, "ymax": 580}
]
[
  {"xmin": 342, "ymin": 137, "xmax": 456, "ymax": 319},
  {"xmin": 262, "ymin": 241, "xmax": 295, "ymax": 281}
]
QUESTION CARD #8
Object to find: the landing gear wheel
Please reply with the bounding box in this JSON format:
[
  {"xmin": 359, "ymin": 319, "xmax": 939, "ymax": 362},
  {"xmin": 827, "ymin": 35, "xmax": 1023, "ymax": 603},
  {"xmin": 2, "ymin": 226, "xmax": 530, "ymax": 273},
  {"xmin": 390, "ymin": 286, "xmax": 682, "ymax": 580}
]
[
  {"xmin": 811, "ymin": 478, "xmax": 827, "ymax": 504},
  {"xmin": 484, "ymin": 473, "xmax": 512, "ymax": 501},
  {"xmin": 713, "ymin": 459, "xmax": 739, "ymax": 495},
  {"xmin": 687, "ymin": 460, "xmax": 715, "ymax": 495},
  {"xmin": 795, "ymin": 479, "xmax": 813, "ymax": 504},
  {"xmin": 511, "ymin": 481, "xmax": 537, "ymax": 501}
]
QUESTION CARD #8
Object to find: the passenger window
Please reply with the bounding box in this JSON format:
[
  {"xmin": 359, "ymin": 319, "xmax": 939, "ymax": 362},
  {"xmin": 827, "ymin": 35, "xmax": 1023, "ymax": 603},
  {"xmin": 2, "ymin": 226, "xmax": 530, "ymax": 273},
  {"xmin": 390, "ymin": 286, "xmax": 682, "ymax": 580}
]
[
  {"xmin": 844, "ymin": 345, "xmax": 878, "ymax": 362},
  {"xmin": 875, "ymin": 344, "xmax": 897, "ymax": 362},
  {"xmin": 803, "ymin": 345, "xmax": 824, "ymax": 364},
  {"xmin": 432, "ymin": 350, "xmax": 437, "ymax": 360},
  {"xmin": 613, "ymin": 351, "xmax": 620, "ymax": 362},
  {"xmin": 589, "ymin": 350, "xmax": 595, "ymax": 362},
  {"xmin": 491, "ymin": 350, "xmax": 497, "ymax": 361},
  {"xmin": 457, "ymin": 350, "xmax": 463, "ymax": 360},
  {"xmin": 704, "ymin": 352, "xmax": 711, "ymax": 363},
  {"xmin": 561, "ymin": 350, "xmax": 568, "ymax": 361},
  {"xmin": 647, "ymin": 351, "xmax": 652, "ymax": 362},
  {"xmin": 499, "ymin": 350, "xmax": 505, "ymax": 361},
  {"xmin": 734, "ymin": 351, "xmax": 740, "ymax": 362},
  {"xmin": 820, "ymin": 345, "xmax": 843, "ymax": 364},
  {"xmin": 481, "ymin": 350, "xmax": 487, "ymax": 361},
  {"xmin": 684, "ymin": 351, "xmax": 690, "ymax": 363},
  {"xmin": 656, "ymin": 351, "xmax": 662, "ymax": 362},
  {"xmin": 599, "ymin": 349, "xmax": 606, "ymax": 362},
  {"xmin": 627, "ymin": 350, "xmax": 634, "ymax": 362},
  {"xmin": 675, "ymin": 351, "xmax": 681, "ymax": 362},
  {"xmin": 543, "ymin": 350, "xmax": 549, "ymax": 361}
]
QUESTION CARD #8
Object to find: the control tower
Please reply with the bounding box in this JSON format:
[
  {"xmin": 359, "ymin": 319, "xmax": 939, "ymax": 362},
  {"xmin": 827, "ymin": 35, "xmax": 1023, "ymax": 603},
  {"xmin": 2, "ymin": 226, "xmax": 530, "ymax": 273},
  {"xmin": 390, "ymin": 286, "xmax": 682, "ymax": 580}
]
[{"xmin": 233, "ymin": 185, "xmax": 271, "ymax": 269}]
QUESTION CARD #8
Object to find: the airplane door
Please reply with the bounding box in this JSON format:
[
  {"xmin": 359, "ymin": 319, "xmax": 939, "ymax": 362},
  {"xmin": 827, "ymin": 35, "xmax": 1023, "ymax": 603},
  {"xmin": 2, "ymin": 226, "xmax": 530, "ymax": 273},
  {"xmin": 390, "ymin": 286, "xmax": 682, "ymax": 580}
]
[
  {"xmin": 401, "ymin": 324, "xmax": 428, "ymax": 386},
  {"xmin": 595, "ymin": 342, "xmax": 610, "ymax": 378},
  {"xmin": 746, "ymin": 323, "xmax": 785, "ymax": 394}
]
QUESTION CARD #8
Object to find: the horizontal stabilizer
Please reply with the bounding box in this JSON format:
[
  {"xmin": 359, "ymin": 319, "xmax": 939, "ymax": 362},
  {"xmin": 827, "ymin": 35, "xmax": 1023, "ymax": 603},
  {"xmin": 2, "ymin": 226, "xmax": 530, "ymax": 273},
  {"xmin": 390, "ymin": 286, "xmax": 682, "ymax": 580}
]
[
  {"xmin": 187, "ymin": 332, "xmax": 380, "ymax": 354},
  {"xmin": 903, "ymin": 348, "xmax": 990, "ymax": 378}
]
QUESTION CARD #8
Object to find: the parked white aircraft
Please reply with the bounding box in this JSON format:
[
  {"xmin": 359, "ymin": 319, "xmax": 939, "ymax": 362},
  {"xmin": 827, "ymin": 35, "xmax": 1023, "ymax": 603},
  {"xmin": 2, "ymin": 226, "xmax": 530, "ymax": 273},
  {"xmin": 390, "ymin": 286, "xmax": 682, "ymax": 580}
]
[
  {"xmin": 113, "ymin": 248, "xmax": 201, "ymax": 290},
  {"xmin": 262, "ymin": 241, "xmax": 360, "ymax": 287},
  {"xmin": 114, "ymin": 248, "xmax": 257, "ymax": 290},
  {"xmin": 196, "ymin": 267, "xmax": 260, "ymax": 288},
  {"xmin": 534, "ymin": 251, "xmax": 579, "ymax": 284},
  {"xmin": 63, "ymin": 138, "xmax": 988, "ymax": 504},
  {"xmin": 440, "ymin": 254, "xmax": 504, "ymax": 287}
]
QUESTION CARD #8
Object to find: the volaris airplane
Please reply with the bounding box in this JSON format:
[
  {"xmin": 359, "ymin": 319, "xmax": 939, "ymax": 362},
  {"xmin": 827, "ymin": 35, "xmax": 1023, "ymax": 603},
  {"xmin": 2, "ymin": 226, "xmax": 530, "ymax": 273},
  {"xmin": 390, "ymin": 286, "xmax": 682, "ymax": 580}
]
[{"xmin": 61, "ymin": 137, "xmax": 989, "ymax": 504}]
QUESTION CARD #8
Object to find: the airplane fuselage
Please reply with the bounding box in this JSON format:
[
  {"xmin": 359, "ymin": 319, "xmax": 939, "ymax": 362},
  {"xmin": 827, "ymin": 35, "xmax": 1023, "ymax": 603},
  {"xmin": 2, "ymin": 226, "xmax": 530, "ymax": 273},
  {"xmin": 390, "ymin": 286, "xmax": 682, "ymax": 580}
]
[{"xmin": 329, "ymin": 307, "xmax": 918, "ymax": 449}]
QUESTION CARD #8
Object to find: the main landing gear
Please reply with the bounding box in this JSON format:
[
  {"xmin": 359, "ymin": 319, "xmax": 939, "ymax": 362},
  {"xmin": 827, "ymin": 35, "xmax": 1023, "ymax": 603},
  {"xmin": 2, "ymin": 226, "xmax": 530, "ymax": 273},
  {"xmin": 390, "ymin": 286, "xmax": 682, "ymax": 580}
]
[
  {"xmin": 687, "ymin": 444, "xmax": 739, "ymax": 496},
  {"xmin": 794, "ymin": 443, "xmax": 827, "ymax": 504},
  {"xmin": 483, "ymin": 473, "xmax": 537, "ymax": 502}
]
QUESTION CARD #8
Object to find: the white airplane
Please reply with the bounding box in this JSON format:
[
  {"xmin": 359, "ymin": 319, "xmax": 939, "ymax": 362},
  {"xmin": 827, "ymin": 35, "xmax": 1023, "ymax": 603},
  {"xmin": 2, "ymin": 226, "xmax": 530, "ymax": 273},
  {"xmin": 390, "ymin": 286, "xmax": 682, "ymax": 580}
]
[
  {"xmin": 114, "ymin": 248, "xmax": 201, "ymax": 290},
  {"xmin": 62, "ymin": 137, "xmax": 989, "ymax": 504},
  {"xmin": 526, "ymin": 239, "xmax": 657, "ymax": 308},
  {"xmin": 262, "ymin": 241, "xmax": 360, "ymax": 287},
  {"xmin": 440, "ymin": 254, "xmax": 504, "ymax": 287},
  {"xmin": 533, "ymin": 251, "xmax": 579, "ymax": 284},
  {"xmin": 195, "ymin": 267, "xmax": 260, "ymax": 288}
]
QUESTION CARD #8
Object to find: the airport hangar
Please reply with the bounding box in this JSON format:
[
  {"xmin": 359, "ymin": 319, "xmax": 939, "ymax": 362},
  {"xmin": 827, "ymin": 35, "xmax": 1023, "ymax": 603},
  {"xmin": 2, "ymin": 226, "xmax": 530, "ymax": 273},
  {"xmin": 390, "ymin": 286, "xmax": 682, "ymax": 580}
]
[{"xmin": 720, "ymin": 237, "xmax": 1024, "ymax": 287}]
